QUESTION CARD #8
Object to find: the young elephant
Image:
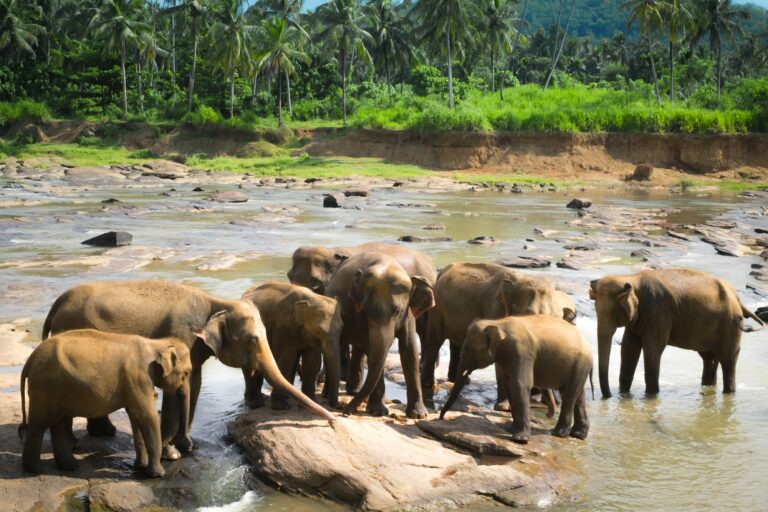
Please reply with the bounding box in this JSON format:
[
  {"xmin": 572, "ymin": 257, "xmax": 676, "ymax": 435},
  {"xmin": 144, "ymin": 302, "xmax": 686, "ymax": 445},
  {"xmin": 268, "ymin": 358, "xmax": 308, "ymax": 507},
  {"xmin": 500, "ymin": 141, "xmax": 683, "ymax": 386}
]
[
  {"xmin": 20, "ymin": 329, "xmax": 192, "ymax": 477},
  {"xmin": 591, "ymin": 268, "xmax": 765, "ymax": 398},
  {"xmin": 241, "ymin": 282, "xmax": 343, "ymax": 409},
  {"xmin": 440, "ymin": 316, "xmax": 593, "ymax": 443}
]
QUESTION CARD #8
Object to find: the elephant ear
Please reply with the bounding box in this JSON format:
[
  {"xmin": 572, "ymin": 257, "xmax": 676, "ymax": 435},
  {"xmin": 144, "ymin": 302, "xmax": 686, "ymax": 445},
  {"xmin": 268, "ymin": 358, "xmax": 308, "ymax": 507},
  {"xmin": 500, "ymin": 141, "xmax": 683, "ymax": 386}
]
[
  {"xmin": 495, "ymin": 277, "xmax": 516, "ymax": 315},
  {"xmin": 291, "ymin": 300, "xmax": 311, "ymax": 330},
  {"xmin": 332, "ymin": 253, "xmax": 349, "ymax": 268},
  {"xmin": 562, "ymin": 306, "xmax": 577, "ymax": 323},
  {"xmin": 617, "ymin": 283, "xmax": 639, "ymax": 323},
  {"xmin": 150, "ymin": 345, "xmax": 178, "ymax": 385},
  {"xmin": 409, "ymin": 276, "xmax": 435, "ymax": 318},
  {"xmin": 589, "ymin": 279, "xmax": 598, "ymax": 301},
  {"xmin": 348, "ymin": 269, "xmax": 365, "ymax": 312},
  {"xmin": 483, "ymin": 324, "xmax": 504, "ymax": 358},
  {"xmin": 193, "ymin": 310, "xmax": 227, "ymax": 357}
]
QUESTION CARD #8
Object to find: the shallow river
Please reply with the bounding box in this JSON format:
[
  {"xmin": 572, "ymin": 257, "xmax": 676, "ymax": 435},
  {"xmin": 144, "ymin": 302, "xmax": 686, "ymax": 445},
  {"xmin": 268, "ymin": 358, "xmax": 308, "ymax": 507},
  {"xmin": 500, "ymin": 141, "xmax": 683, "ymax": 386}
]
[{"xmin": 1, "ymin": 177, "xmax": 766, "ymax": 510}]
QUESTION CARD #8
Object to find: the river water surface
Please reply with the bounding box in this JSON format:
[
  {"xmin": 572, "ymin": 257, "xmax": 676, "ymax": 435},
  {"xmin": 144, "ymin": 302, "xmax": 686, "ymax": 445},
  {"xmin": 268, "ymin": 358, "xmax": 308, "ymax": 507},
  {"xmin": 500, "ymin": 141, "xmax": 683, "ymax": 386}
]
[{"xmin": 1, "ymin": 178, "xmax": 766, "ymax": 510}]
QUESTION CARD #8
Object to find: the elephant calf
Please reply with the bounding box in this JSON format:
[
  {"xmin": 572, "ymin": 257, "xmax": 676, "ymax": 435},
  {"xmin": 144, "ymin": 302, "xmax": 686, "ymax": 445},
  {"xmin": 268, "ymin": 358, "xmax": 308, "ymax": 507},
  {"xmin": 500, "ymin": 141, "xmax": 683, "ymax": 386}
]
[
  {"xmin": 441, "ymin": 316, "xmax": 593, "ymax": 443},
  {"xmin": 241, "ymin": 282, "xmax": 343, "ymax": 409},
  {"xmin": 20, "ymin": 329, "xmax": 192, "ymax": 478}
]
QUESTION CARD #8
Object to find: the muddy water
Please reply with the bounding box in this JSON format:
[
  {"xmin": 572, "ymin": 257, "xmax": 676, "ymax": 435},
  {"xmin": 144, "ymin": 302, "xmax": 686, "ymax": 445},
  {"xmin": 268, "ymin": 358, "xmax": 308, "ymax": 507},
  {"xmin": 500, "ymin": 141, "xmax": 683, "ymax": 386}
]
[{"xmin": 1, "ymin": 179, "xmax": 766, "ymax": 510}]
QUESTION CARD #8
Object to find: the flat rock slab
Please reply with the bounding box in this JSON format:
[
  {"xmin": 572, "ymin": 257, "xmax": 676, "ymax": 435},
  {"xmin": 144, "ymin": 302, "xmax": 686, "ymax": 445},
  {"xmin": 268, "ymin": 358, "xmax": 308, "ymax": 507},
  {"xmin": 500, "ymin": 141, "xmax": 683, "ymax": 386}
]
[
  {"xmin": 496, "ymin": 256, "xmax": 552, "ymax": 269},
  {"xmin": 209, "ymin": 190, "xmax": 248, "ymax": 203},
  {"xmin": 417, "ymin": 415, "xmax": 537, "ymax": 458},
  {"xmin": 228, "ymin": 408, "xmax": 559, "ymax": 511},
  {"xmin": 141, "ymin": 160, "xmax": 190, "ymax": 179}
]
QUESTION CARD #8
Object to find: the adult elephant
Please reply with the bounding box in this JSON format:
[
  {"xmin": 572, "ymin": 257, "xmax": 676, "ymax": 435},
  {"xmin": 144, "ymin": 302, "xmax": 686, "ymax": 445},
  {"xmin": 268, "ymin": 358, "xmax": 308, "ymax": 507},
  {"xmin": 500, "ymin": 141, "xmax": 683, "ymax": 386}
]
[
  {"xmin": 421, "ymin": 262, "xmax": 576, "ymax": 409},
  {"xmin": 42, "ymin": 280, "xmax": 335, "ymax": 458},
  {"xmin": 590, "ymin": 268, "xmax": 765, "ymax": 398},
  {"xmin": 326, "ymin": 252, "xmax": 436, "ymax": 419},
  {"xmin": 241, "ymin": 281, "xmax": 343, "ymax": 410}
]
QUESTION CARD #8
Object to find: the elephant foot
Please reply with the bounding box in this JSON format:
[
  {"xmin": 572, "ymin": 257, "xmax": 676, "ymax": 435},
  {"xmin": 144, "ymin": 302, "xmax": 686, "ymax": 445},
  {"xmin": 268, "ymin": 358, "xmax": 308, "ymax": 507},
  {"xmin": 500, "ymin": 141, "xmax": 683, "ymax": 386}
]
[
  {"xmin": 143, "ymin": 463, "xmax": 166, "ymax": 479},
  {"xmin": 494, "ymin": 400, "xmax": 511, "ymax": 412},
  {"xmin": 134, "ymin": 458, "xmax": 148, "ymax": 471},
  {"xmin": 551, "ymin": 426, "xmax": 570, "ymax": 438},
  {"xmin": 366, "ymin": 402, "xmax": 389, "ymax": 417},
  {"xmin": 246, "ymin": 393, "xmax": 265, "ymax": 409},
  {"xmin": 22, "ymin": 460, "xmax": 42, "ymax": 474},
  {"xmin": 55, "ymin": 457, "xmax": 79, "ymax": 471},
  {"xmin": 569, "ymin": 426, "xmax": 589, "ymax": 440},
  {"xmin": 270, "ymin": 399, "xmax": 290, "ymax": 411},
  {"xmin": 507, "ymin": 425, "xmax": 530, "ymax": 444},
  {"xmin": 87, "ymin": 417, "xmax": 117, "ymax": 437},
  {"xmin": 162, "ymin": 444, "xmax": 181, "ymax": 461},
  {"xmin": 173, "ymin": 434, "xmax": 194, "ymax": 453},
  {"xmin": 406, "ymin": 402, "xmax": 429, "ymax": 420}
]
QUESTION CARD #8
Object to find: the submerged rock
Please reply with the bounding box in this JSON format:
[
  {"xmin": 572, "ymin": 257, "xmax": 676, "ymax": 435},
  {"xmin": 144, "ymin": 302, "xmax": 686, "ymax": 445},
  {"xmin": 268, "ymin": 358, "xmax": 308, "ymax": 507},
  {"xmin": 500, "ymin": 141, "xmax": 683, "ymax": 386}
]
[
  {"xmin": 210, "ymin": 190, "xmax": 249, "ymax": 203},
  {"xmin": 495, "ymin": 256, "xmax": 552, "ymax": 269},
  {"xmin": 323, "ymin": 193, "xmax": 345, "ymax": 208},
  {"xmin": 398, "ymin": 235, "xmax": 453, "ymax": 243},
  {"xmin": 468, "ymin": 236, "xmax": 497, "ymax": 245},
  {"xmin": 566, "ymin": 198, "xmax": 592, "ymax": 209},
  {"xmin": 344, "ymin": 188, "xmax": 369, "ymax": 197}
]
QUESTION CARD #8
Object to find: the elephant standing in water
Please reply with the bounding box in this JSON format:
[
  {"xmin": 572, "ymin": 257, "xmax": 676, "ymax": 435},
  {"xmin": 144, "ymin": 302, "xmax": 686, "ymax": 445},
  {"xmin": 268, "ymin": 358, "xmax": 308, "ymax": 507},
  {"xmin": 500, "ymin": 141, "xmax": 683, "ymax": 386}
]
[
  {"xmin": 241, "ymin": 281, "xmax": 343, "ymax": 409},
  {"xmin": 326, "ymin": 252, "xmax": 436, "ymax": 418},
  {"xmin": 421, "ymin": 262, "xmax": 576, "ymax": 410},
  {"xmin": 590, "ymin": 268, "xmax": 765, "ymax": 398},
  {"xmin": 441, "ymin": 316, "xmax": 593, "ymax": 443},
  {"xmin": 42, "ymin": 280, "xmax": 335, "ymax": 458},
  {"xmin": 20, "ymin": 330, "xmax": 192, "ymax": 477}
]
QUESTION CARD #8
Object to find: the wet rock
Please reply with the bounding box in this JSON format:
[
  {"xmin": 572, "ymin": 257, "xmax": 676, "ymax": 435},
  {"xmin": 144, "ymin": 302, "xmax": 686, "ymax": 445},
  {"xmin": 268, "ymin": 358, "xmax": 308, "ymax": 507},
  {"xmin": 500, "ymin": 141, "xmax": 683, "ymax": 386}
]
[
  {"xmin": 101, "ymin": 198, "xmax": 122, "ymax": 204},
  {"xmin": 417, "ymin": 415, "xmax": 534, "ymax": 458},
  {"xmin": 533, "ymin": 228, "xmax": 558, "ymax": 238},
  {"xmin": 304, "ymin": 177, "xmax": 321, "ymax": 183},
  {"xmin": 631, "ymin": 248, "xmax": 655, "ymax": 261},
  {"xmin": 762, "ymin": 249, "xmax": 768, "ymax": 260},
  {"xmin": 387, "ymin": 202, "xmax": 437, "ymax": 208},
  {"xmin": 495, "ymin": 256, "xmax": 552, "ymax": 269},
  {"xmin": 756, "ymin": 306, "xmax": 768, "ymax": 322},
  {"xmin": 141, "ymin": 160, "xmax": 189, "ymax": 179},
  {"xmin": 323, "ymin": 193, "xmax": 345, "ymax": 208},
  {"xmin": 344, "ymin": 188, "xmax": 369, "ymax": 197},
  {"xmin": 563, "ymin": 241, "xmax": 598, "ymax": 251},
  {"xmin": 666, "ymin": 230, "xmax": 691, "ymax": 241},
  {"xmin": 392, "ymin": 181, "xmax": 405, "ymax": 187},
  {"xmin": 262, "ymin": 205, "xmax": 302, "ymax": 215},
  {"xmin": 422, "ymin": 223, "xmax": 446, "ymax": 231},
  {"xmin": 398, "ymin": 235, "xmax": 453, "ymax": 243},
  {"xmin": 739, "ymin": 190, "xmax": 768, "ymax": 199},
  {"xmin": 566, "ymin": 198, "xmax": 592, "ymax": 209},
  {"xmin": 468, "ymin": 236, "xmax": 497, "ymax": 245},
  {"xmin": 755, "ymin": 228, "xmax": 768, "ymax": 235},
  {"xmin": 82, "ymin": 231, "xmax": 133, "ymax": 247},
  {"xmin": 228, "ymin": 409, "xmax": 554, "ymax": 511},
  {"xmin": 193, "ymin": 186, "xmax": 204, "ymax": 192},
  {"xmin": 64, "ymin": 166, "xmax": 126, "ymax": 185},
  {"xmin": 89, "ymin": 482, "xmax": 156, "ymax": 512},
  {"xmin": 210, "ymin": 190, "xmax": 248, "ymax": 203},
  {"xmin": 629, "ymin": 164, "xmax": 653, "ymax": 181}
]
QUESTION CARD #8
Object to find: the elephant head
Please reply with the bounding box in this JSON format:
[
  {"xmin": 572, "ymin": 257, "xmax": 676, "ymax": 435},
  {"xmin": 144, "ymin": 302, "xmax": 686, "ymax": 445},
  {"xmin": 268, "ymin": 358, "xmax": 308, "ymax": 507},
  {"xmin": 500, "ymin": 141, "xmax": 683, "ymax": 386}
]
[
  {"xmin": 194, "ymin": 300, "xmax": 335, "ymax": 423},
  {"xmin": 589, "ymin": 276, "xmax": 640, "ymax": 398},
  {"xmin": 344, "ymin": 261, "xmax": 435, "ymax": 413},
  {"xmin": 287, "ymin": 246, "xmax": 349, "ymax": 294},
  {"xmin": 150, "ymin": 340, "xmax": 193, "ymax": 447},
  {"xmin": 291, "ymin": 295, "xmax": 344, "ymax": 407},
  {"xmin": 440, "ymin": 319, "xmax": 500, "ymax": 418}
]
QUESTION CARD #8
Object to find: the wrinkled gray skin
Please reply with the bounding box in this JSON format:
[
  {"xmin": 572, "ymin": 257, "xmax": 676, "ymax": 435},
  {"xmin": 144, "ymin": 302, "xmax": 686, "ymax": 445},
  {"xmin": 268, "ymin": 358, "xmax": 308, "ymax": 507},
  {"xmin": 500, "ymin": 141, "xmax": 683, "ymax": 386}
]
[
  {"xmin": 20, "ymin": 330, "xmax": 192, "ymax": 478},
  {"xmin": 326, "ymin": 252, "xmax": 436, "ymax": 419},
  {"xmin": 241, "ymin": 281, "xmax": 343, "ymax": 410},
  {"xmin": 421, "ymin": 262, "xmax": 576, "ymax": 410},
  {"xmin": 288, "ymin": 242, "xmax": 437, "ymax": 394},
  {"xmin": 441, "ymin": 316, "xmax": 593, "ymax": 443},
  {"xmin": 42, "ymin": 280, "xmax": 335, "ymax": 459},
  {"xmin": 591, "ymin": 268, "xmax": 765, "ymax": 399}
]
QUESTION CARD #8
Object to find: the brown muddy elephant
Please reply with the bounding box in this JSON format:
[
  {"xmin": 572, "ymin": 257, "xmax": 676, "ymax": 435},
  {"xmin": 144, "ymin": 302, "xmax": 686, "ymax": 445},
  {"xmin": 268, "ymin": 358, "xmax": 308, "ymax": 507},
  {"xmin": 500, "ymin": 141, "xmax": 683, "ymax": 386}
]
[
  {"xmin": 326, "ymin": 252, "xmax": 436, "ymax": 418},
  {"xmin": 20, "ymin": 329, "xmax": 192, "ymax": 477},
  {"xmin": 42, "ymin": 280, "xmax": 334, "ymax": 459},
  {"xmin": 441, "ymin": 316, "xmax": 593, "ymax": 443},
  {"xmin": 421, "ymin": 262, "xmax": 576, "ymax": 409},
  {"xmin": 289, "ymin": 242, "xmax": 437, "ymax": 393},
  {"xmin": 590, "ymin": 268, "xmax": 765, "ymax": 398},
  {"xmin": 241, "ymin": 281, "xmax": 343, "ymax": 409}
]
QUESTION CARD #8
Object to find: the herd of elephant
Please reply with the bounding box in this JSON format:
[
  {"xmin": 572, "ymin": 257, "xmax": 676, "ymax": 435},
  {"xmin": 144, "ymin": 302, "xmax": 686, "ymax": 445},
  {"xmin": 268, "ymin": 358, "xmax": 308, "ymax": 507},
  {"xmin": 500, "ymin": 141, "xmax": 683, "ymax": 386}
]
[{"xmin": 19, "ymin": 241, "xmax": 765, "ymax": 478}]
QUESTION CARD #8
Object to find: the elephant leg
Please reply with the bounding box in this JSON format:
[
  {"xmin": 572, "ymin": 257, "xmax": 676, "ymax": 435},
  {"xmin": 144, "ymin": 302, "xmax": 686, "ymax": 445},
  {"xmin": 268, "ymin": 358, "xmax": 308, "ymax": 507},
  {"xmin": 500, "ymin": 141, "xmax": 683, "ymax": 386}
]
[
  {"xmin": 569, "ymin": 388, "xmax": 589, "ymax": 439},
  {"xmin": 271, "ymin": 345, "xmax": 299, "ymax": 411},
  {"xmin": 419, "ymin": 315, "xmax": 442, "ymax": 397},
  {"xmin": 365, "ymin": 374, "xmax": 389, "ymax": 417},
  {"xmin": 721, "ymin": 355, "xmax": 738, "ymax": 394},
  {"xmin": 130, "ymin": 407, "xmax": 165, "ymax": 478},
  {"xmin": 66, "ymin": 418, "xmax": 79, "ymax": 450},
  {"xmin": 129, "ymin": 413, "xmax": 149, "ymax": 470},
  {"xmin": 642, "ymin": 339, "xmax": 665, "ymax": 396},
  {"xmin": 22, "ymin": 422, "xmax": 45, "ymax": 473},
  {"xmin": 86, "ymin": 416, "xmax": 117, "ymax": 437},
  {"xmin": 160, "ymin": 390, "xmax": 182, "ymax": 461},
  {"xmin": 699, "ymin": 351, "xmax": 718, "ymax": 387},
  {"xmin": 346, "ymin": 345, "xmax": 365, "ymax": 395},
  {"xmin": 340, "ymin": 339, "xmax": 350, "ymax": 383},
  {"xmin": 300, "ymin": 350, "xmax": 322, "ymax": 401},
  {"xmin": 188, "ymin": 341, "xmax": 213, "ymax": 424},
  {"xmin": 398, "ymin": 315, "xmax": 428, "ymax": 419},
  {"xmin": 552, "ymin": 382, "xmax": 578, "ymax": 439},
  {"xmin": 619, "ymin": 331, "xmax": 642, "ymax": 394},
  {"xmin": 494, "ymin": 362, "xmax": 512, "ymax": 412},
  {"xmin": 52, "ymin": 418, "xmax": 78, "ymax": 471},
  {"xmin": 243, "ymin": 367, "xmax": 265, "ymax": 409},
  {"xmin": 507, "ymin": 366, "xmax": 532, "ymax": 444}
]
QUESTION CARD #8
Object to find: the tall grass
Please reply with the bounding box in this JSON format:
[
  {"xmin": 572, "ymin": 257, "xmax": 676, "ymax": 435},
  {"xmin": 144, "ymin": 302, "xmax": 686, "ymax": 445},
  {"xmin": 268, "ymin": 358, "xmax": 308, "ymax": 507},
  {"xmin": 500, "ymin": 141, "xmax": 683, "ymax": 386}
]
[{"xmin": 0, "ymin": 100, "xmax": 51, "ymax": 128}]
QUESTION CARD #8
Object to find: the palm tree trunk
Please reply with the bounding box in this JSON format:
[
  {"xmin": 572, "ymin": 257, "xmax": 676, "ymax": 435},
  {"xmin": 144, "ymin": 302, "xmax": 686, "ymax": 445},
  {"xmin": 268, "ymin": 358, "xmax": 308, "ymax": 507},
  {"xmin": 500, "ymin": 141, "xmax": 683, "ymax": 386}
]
[
  {"xmin": 137, "ymin": 59, "xmax": 144, "ymax": 115},
  {"xmin": 544, "ymin": 0, "xmax": 575, "ymax": 90},
  {"xmin": 230, "ymin": 71, "xmax": 235, "ymax": 119},
  {"xmin": 188, "ymin": 17, "xmax": 199, "ymax": 112},
  {"xmin": 278, "ymin": 64, "xmax": 284, "ymax": 128},
  {"xmin": 668, "ymin": 36, "xmax": 674, "ymax": 102},
  {"xmin": 171, "ymin": 0, "xmax": 177, "ymax": 100},
  {"xmin": 252, "ymin": 73, "xmax": 259, "ymax": 107},
  {"xmin": 648, "ymin": 27, "xmax": 661, "ymax": 106},
  {"xmin": 341, "ymin": 47, "xmax": 347, "ymax": 125},
  {"xmin": 446, "ymin": 28, "xmax": 454, "ymax": 109},
  {"xmin": 716, "ymin": 41, "xmax": 722, "ymax": 102},
  {"xmin": 491, "ymin": 47, "xmax": 496, "ymax": 93},
  {"xmin": 551, "ymin": 0, "xmax": 565, "ymax": 70},
  {"xmin": 285, "ymin": 70, "xmax": 292, "ymax": 115},
  {"xmin": 120, "ymin": 41, "xmax": 128, "ymax": 116},
  {"xmin": 384, "ymin": 49, "xmax": 392, "ymax": 103}
]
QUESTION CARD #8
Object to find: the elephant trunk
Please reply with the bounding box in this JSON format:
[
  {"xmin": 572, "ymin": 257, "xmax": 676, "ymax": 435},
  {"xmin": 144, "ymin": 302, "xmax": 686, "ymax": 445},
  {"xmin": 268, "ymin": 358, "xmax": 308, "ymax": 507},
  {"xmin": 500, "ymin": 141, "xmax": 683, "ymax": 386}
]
[
  {"xmin": 440, "ymin": 371, "xmax": 468, "ymax": 419},
  {"xmin": 343, "ymin": 321, "xmax": 393, "ymax": 414},
  {"xmin": 175, "ymin": 380, "xmax": 192, "ymax": 451},
  {"xmin": 598, "ymin": 324, "xmax": 616, "ymax": 398},
  {"xmin": 322, "ymin": 321, "xmax": 342, "ymax": 409},
  {"xmin": 255, "ymin": 339, "xmax": 335, "ymax": 424}
]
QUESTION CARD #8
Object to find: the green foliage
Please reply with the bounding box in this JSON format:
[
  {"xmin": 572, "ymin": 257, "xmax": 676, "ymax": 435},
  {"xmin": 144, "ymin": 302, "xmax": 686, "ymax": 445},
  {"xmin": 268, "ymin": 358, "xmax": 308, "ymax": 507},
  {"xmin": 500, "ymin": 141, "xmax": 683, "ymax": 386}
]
[
  {"xmin": 182, "ymin": 105, "xmax": 224, "ymax": 126},
  {"xmin": 0, "ymin": 100, "xmax": 50, "ymax": 127},
  {"xmin": 410, "ymin": 65, "xmax": 447, "ymax": 96}
]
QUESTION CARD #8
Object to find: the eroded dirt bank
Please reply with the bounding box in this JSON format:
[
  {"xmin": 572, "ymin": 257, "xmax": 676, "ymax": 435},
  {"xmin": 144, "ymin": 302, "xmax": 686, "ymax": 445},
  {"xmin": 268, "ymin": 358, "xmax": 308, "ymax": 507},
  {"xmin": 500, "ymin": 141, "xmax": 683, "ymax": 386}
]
[{"xmin": 305, "ymin": 129, "xmax": 768, "ymax": 175}]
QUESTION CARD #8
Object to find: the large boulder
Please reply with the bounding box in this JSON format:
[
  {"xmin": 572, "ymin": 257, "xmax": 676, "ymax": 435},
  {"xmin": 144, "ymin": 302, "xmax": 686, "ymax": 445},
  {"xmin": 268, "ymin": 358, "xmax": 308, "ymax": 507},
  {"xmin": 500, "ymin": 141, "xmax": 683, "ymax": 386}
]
[
  {"xmin": 209, "ymin": 190, "xmax": 249, "ymax": 203},
  {"xmin": 629, "ymin": 164, "xmax": 653, "ymax": 181},
  {"xmin": 141, "ymin": 160, "xmax": 190, "ymax": 179}
]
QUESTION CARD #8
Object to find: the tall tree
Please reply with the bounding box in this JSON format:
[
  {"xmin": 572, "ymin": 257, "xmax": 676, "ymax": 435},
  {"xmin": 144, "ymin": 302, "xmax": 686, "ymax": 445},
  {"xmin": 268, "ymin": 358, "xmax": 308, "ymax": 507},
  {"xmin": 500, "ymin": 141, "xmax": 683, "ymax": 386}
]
[
  {"xmin": 689, "ymin": 0, "xmax": 750, "ymax": 101},
  {"xmin": 622, "ymin": 0, "xmax": 664, "ymax": 105},
  {"xmin": 255, "ymin": 15, "xmax": 309, "ymax": 127},
  {"xmin": 0, "ymin": 0, "xmax": 46, "ymax": 64},
  {"xmin": 316, "ymin": 0, "xmax": 373, "ymax": 125},
  {"xmin": 662, "ymin": 0, "xmax": 691, "ymax": 101},
  {"xmin": 412, "ymin": 0, "xmax": 480, "ymax": 109},
  {"xmin": 208, "ymin": 0, "xmax": 255, "ymax": 118},
  {"xmin": 544, "ymin": 0, "xmax": 576, "ymax": 90},
  {"xmin": 366, "ymin": 0, "xmax": 408, "ymax": 102},
  {"xmin": 88, "ymin": 0, "xmax": 149, "ymax": 116},
  {"xmin": 483, "ymin": 0, "xmax": 516, "ymax": 98}
]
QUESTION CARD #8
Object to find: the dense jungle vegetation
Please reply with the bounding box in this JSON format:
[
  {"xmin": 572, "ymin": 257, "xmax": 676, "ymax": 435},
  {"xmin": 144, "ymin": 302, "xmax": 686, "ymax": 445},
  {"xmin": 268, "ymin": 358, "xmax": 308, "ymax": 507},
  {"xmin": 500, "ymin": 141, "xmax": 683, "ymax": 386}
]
[{"xmin": 1, "ymin": 0, "xmax": 767, "ymax": 134}]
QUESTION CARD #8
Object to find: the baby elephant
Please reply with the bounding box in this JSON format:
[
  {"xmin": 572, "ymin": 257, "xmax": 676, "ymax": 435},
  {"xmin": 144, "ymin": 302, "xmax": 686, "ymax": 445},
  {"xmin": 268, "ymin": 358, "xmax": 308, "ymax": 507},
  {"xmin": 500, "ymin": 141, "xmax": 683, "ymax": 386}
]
[
  {"xmin": 441, "ymin": 316, "xmax": 593, "ymax": 443},
  {"xmin": 20, "ymin": 329, "xmax": 192, "ymax": 478}
]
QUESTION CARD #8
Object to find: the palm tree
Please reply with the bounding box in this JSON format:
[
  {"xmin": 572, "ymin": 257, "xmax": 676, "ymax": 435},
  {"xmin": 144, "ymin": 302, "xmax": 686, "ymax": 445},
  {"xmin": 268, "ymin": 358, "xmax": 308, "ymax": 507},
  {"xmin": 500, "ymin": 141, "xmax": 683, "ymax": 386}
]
[
  {"xmin": 412, "ymin": 0, "xmax": 480, "ymax": 109},
  {"xmin": 135, "ymin": 23, "xmax": 167, "ymax": 114},
  {"xmin": 366, "ymin": 0, "xmax": 413, "ymax": 102},
  {"xmin": 88, "ymin": 0, "xmax": 150, "ymax": 116},
  {"xmin": 255, "ymin": 16, "xmax": 309, "ymax": 127},
  {"xmin": 621, "ymin": 0, "xmax": 664, "ymax": 105},
  {"xmin": 689, "ymin": 0, "xmax": 750, "ymax": 101},
  {"xmin": 316, "ymin": 0, "xmax": 373, "ymax": 125},
  {"xmin": 484, "ymin": 0, "xmax": 516, "ymax": 98},
  {"xmin": 544, "ymin": 0, "xmax": 576, "ymax": 90},
  {"xmin": 0, "ymin": 0, "xmax": 46, "ymax": 64},
  {"xmin": 208, "ymin": 0, "xmax": 255, "ymax": 118},
  {"xmin": 662, "ymin": 0, "xmax": 691, "ymax": 102}
]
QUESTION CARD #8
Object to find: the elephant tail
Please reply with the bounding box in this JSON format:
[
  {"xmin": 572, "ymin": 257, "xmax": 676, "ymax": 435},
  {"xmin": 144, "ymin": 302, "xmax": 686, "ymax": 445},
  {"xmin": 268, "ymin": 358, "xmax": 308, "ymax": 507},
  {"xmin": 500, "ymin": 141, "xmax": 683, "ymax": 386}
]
[
  {"xmin": 740, "ymin": 305, "xmax": 766, "ymax": 333},
  {"xmin": 589, "ymin": 367, "xmax": 595, "ymax": 401},
  {"xmin": 18, "ymin": 360, "xmax": 30, "ymax": 441},
  {"xmin": 41, "ymin": 291, "xmax": 67, "ymax": 340}
]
